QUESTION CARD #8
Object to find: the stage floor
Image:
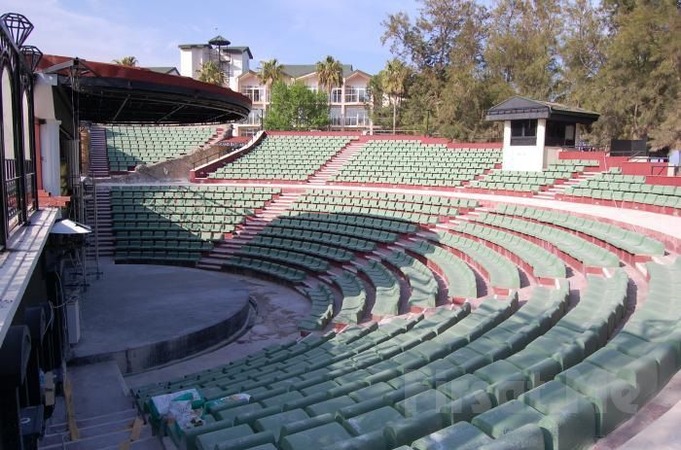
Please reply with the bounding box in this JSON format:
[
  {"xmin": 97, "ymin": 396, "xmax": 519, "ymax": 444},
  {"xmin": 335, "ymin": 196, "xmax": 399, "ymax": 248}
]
[{"xmin": 71, "ymin": 260, "xmax": 251, "ymax": 373}]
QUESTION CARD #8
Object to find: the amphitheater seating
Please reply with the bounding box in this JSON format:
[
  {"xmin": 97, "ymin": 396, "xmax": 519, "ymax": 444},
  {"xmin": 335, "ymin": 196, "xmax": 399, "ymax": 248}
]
[
  {"xmin": 135, "ymin": 296, "xmax": 525, "ymax": 449},
  {"xmin": 111, "ymin": 186, "xmax": 280, "ymax": 264},
  {"xmin": 430, "ymin": 231, "xmax": 521, "ymax": 292},
  {"xmin": 405, "ymin": 241, "xmax": 478, "ymax": 301},
  {"xmin": 98, "ymin": 127, "xmax": 681, "ymax": 449},
  {"xmin": 136, "ymin": 282, "xmax": 588, "ymax": 448},
  {"xmin": 467, "ymin": 160, "xmax": 600, "ymax": 194},
  {"xmin": 472, "ymin": 212, "xmax": 621, "ymax": 270},
  {"xmin": 494, "ymin": 204, "xmax": 665, "ymax": 259},
  {"xmin": 562, "ymin": 170, "xmax": 681, "ymax": 213},
  {"xmin": 358, "ymin": 259, "xmax": 401, "ymax": 318},
  {"xmin": 455, "ymin": 221, "xmax": 567, "ymax": 279},
  {"xmin": 221, "ymin": 256, "xmax": 307, "ymax": 283},
  {"xmin": 293, "ymin": 190, "xmax": 478, "ymax": 225},
  {"xmin": 247, "ymin": 236, "xmax": 354, "ymax": 263},
  {"xmin": 606, "ymin": 258, "xmax": 681, "ymax": 390},
  {"xmin": 332, "ymin": 141, "xmax": 501, "ymax": 187},
  {"xmin": 105, "ymin": 125, "xmax": 218, "ymax": 171},
  {"xmin": 331, "ymin": 271, "xmax": 368, "ymax": 325},
  {"xmin": 258, "ymin": 225, "xmax": 376, "ymax": 253},
  {"xmin": 130, "ymin": 262, "xmax": 676, "ymax": 450},
  {"xmin": 210, "ymin": 135, "xmax": 352, "ymax": 181},
  {"xmin": 299, "ymin": 284, "xmax": 335, "ymax": 332},
  {"xmin": 383, "ymin": 251, "xmax": 439, "ymax": 312},
  {"xmin": 410, "ymin": 271, "xmax": 628, "ymax": 448},
  {"xmin": 271, "ymin": 214, "xmax": 400, "ymax": 243},
  {"xmin": 232, "ymin": 245, "xmax": 329, "ymax": 273}
]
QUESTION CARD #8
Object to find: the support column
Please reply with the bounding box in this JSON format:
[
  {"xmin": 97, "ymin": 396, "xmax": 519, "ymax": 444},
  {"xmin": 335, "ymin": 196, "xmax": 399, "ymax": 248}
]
[{"xmin": 39, "ymin": 119, "xmax": 61, "ymax": 197}]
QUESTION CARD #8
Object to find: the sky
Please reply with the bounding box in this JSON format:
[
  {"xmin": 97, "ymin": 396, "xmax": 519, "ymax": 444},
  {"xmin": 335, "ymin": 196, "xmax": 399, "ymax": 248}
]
[{"xmin": 4, "ymin": 0, "xmax": 421, "ymax": 74}]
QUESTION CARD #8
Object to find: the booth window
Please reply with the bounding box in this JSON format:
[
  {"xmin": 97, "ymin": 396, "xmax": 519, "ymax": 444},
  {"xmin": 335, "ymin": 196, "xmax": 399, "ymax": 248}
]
[
  {"xmin": 545, "ymin": 121, "xmax": 576, "ymax": 147},
  {"xmin": 510, "ymin": 119, "xmax": 537, "ymax": 146}
]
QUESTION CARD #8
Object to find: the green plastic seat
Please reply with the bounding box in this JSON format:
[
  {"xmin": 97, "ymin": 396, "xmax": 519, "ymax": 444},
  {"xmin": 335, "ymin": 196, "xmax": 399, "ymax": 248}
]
[
  {"xmin": 557, "ymin": 361, "xmax": 639, "ymax": 436},
  {"xmin": 519, "ymin": 381, "xmax": 597, "ymax": 448},
  {"xmin": 411, "ymin": 421, "xmax": 494, "ymax": 450},
  {"xmin": 279, "ymin": 421, "xmax": 354, "ymax": 450},
  {"xmin": 195, "ymin": 424, "xmax": 253, "ymax": 450},
  {"xmin": 471, "ymin": 399, "xmax": 544, "ymax": 438},
  {"xmin": 342, "ymin": 405, "xmax": 404, "ymax": 435}
]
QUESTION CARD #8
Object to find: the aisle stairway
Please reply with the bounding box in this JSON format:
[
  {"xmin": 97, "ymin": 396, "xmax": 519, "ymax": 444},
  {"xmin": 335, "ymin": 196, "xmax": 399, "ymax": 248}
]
[
  {"xmin": 88, "ymin": 126, "xmax": 110, "ymax": 179},
  {"xmin": 535, "ymin": 171, "xmax": 603, "ymax": 200},
  {"xmin": 197, "ymin": 191, "xmax": 302, "ymax": 270},
  {"xmin": 307, "ymin": 139, "xmax": 365, "ymax": 185},
  {"xmin": 85, "ymin": 185, "xmax": 114, "ymax": 259},
  {"xmin": 39, "ymin": 362, "xmax": 162, "ymax": 450}
]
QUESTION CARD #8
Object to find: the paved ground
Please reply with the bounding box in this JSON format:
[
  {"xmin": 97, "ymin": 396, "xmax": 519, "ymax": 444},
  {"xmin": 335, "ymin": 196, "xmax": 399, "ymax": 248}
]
[
  {"xmin": 125, "ymin": 275, "xmax": 309, "ymax": 388},
  {"xmin": 72, "ymin": 260, "xmax": 251, "ymax": 367}
]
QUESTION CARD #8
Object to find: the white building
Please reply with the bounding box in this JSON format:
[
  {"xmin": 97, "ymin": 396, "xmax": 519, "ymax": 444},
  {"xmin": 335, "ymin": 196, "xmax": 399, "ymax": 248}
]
[
  {"xmin": 178, "ymin": 38, "xmax": 373, "ymax": 136},
  {"xmin": 485, "ymin": 96, "xmax": 600, "ymax": 171}
]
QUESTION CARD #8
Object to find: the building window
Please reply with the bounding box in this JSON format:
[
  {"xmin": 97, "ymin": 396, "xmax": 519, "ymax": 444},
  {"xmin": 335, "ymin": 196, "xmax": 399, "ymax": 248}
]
[
  {"xmin": 545, "ymin": 121, "xmax": 576, "ymax": 147},
  {"xmin": 244, "ymin": 109, "xmax": 263, "ymax": 126},
  {"xmin": 510, "ymin": 119, "xmax": 537, "ymax": 146},
  {"xmin": 240, "ymin": 128, "xmax": 259, "ymax": 137},
  {"xmin": 331, "ymin": 88, "xmax": 342, "ymax": 103},
  {"xmin": 241, "ymin": 85, "xmax": 263, "ymax": 102},
  {"xmin": 330, "ymin": 108, "xmax": 342, "ymax": 126},
  {"xmin": 344, "ymin": 87, "xmax": 368, "ymax": 103},
  {"xmin": 344, "ymin": 108, "xmax": 369, "ymax": 127}
]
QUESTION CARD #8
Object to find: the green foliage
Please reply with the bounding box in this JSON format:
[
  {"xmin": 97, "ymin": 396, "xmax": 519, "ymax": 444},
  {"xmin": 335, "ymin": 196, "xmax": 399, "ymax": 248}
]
[
  {"xmin": 197, "ymin": 60, "xmax": 225, "ymax": 86},
  {"xmin": 264, "ymin": 81, "xmax": 329, "ymax": 131},
  {"xmin": 588, "ymin": 0, "xmax": 680, "ymax": 143},
  {"xmin": 257, "ymin": 59, "xmax": 285, "ymax": 86},
  {"xmin": 380, "ymin": 59, "xmax": 411, "ymax": 133},
  {"xmin": 113, "ymin": 56, "xmax": 137, "ymax": 67},
  {"xmin": 316, "ymin": 55, "xmax": 344, "ymax": 96},
  {"xmin": 381, "ymin": 0, "xmax": 681, "ymax": 144}
]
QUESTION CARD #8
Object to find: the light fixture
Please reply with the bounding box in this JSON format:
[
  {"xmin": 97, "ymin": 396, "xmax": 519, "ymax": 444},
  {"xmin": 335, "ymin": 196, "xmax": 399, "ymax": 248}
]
[
  {"xmin": 20, "ymin": 45, "xmax": 43, "ymax": 73},
  {"xmin": 0, "ymin": 12, "xmax": 34, "ymax": 47}
]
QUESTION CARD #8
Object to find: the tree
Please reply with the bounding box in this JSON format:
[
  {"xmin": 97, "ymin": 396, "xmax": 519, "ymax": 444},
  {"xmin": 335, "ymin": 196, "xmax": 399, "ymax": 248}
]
[
  {"xmin": 382, "ymin": 0, "xmax": 471, "ymax": 77},
  {"xmin": 316, "ymin": 56, "xmax": 343, "ymax": 129},
  {"xmin": 588, "ymin": 0, "xmax": 680, "ymax": 143},
  {"xmin": 367, "ymin": 74, "xmax": 392, "ymax": 130},
  {"xmin": 381, "ymin": 0, "xmax": 493, "ymax": 139},
  {"xmin": 484, "ymin": 0, "xmax": 562, "ymax": 100},
  {"xmin": 257, "ymin": 59, "xmax": 285, "ymax": 104},
  {"xmin": 264, "ymin": 81, "xmax": 329, "ymax": 131},
  {"xmin": 380, "ymin": 59, "xmax": 410, "ymax": 134},
  {"xmin": 558, "ymin": 0, "xmax": 607, "ymax": 103},
  {"xmin": 197, "ymin": 60, "xmax": 225, "ymax": 86},
  {"xmin": 316, "ymin": 55, "xmax": 343, "ymax": 101},
  {"xmin": 649, "ymin": 92, "xmax": 681, "ymax": 148},
  {"xmin": 113, "ymin": 56, "xmax": 137, "ymax": 67}
]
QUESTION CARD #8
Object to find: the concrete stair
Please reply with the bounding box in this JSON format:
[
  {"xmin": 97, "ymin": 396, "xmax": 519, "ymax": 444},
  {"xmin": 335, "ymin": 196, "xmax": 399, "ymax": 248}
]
[
  {"xmin": 39, "ymin": 362, "xmax": 163, "ymax": 450},
  {"xmin": 85, "ymin": 185, "xmax": 114, "ymax": 258},
  {"xmin": 197, "ymin": 191, "xmax": 302, "ymax": 270},
  {"xmin": 88, "ymin": 126, "xmax": 110, "ymax": 179},
  {"xmin": 535, "ymin": 170, "xmax": 603, "ymax": 200},
  {"xmin": 307, "ymin": 139, "xmax": 365, "ymax": 185}
]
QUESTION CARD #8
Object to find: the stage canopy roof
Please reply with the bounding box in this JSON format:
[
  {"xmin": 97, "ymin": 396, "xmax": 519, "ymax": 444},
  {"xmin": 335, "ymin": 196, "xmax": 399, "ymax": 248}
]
[{"xmin": 38, "ymin": 55, "xmax": 251, "ymax": 124}]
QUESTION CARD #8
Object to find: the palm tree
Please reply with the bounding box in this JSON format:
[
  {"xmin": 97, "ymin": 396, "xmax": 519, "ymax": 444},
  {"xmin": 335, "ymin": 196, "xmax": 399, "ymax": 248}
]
[
  {"xmin": 381, "ymin": 59, "xmax": 410, "ymax": 134},
  {"xmin": 197, "ymin": 60, "xmax": 225, "ymax": 86},
  {"xmin": 258, "ymin": 59, "xmax": 284, "ymax": 86},
  {"xmin": 113, "ymin": 56, "xmax": 138, "ymax": 67},
  {"xmin": 316, "ymin": 56, "xmax": 343, "ymax": 128},
  {"xmin": 257, "ymin": 59, "xmax": 285, "ymax": 106}
]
